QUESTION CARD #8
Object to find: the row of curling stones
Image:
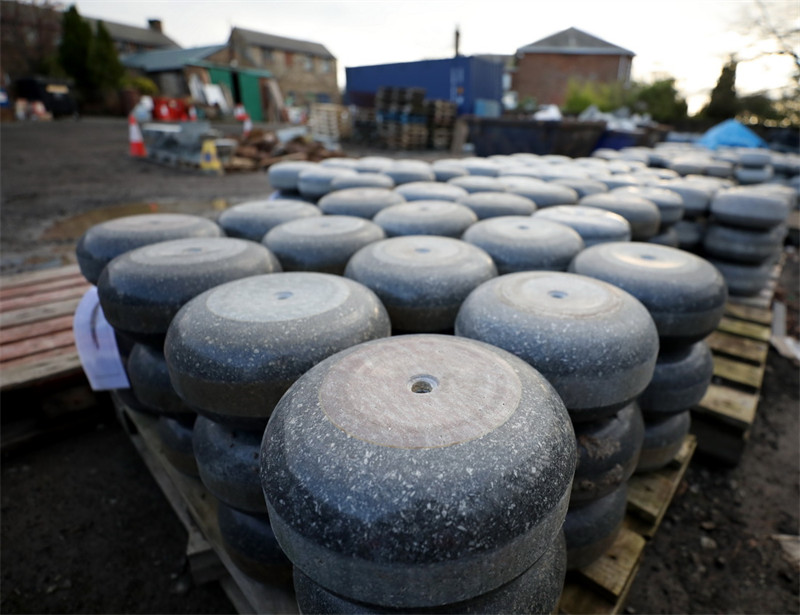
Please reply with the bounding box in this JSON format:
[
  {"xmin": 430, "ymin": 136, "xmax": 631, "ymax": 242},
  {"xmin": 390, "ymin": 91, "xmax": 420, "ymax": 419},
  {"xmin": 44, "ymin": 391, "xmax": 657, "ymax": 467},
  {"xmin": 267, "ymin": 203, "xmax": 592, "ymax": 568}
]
[
  {"xmin": 260, "ymin": 334, "xmax": 576, "ymax": 613},
  {"xmin": 165, "ymin": 272, "xmax": 392, "ymax": 583},
  {"xmin": 703, "ymin": 185, "xmax": 793, "ymax": 297},
  {"xmin": 455, "ymin": 271, "xmax": 656, "ymax": 569},
  {"xmin": 571, "ymin": 242, "xmax": 727, "ymax": 472}
]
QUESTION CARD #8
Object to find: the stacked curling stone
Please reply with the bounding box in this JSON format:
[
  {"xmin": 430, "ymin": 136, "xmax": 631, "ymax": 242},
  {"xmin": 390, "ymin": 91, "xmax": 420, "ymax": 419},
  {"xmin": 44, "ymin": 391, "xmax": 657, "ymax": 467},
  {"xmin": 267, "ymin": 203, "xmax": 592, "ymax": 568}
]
[
  {"xmin": 734, "ymin": 148, "xmax": 774, "ymax": 186},
  {"xmin": 704, "ymin": 186, "xmax": 791, "ymax": 297},
  {"xmin": 164, "ymin": 272, "xmax": 391, "ymax": 583},
  {"xmin": 571, "ymin": 242, "xmax": 727, "ymax": 473},
  {"xmin": 657, "ymin": 178, "xmax": 716, "ymax": 254},
  {"xmin": 261, "ymin": 334, "xmax": 576, "ymax": 613},
  {"xmin": 75, "ymin": 213, "xmax": 270, "ymax": 477},
  {"xmin": 455, "ymin": 272, "xmax": 658, "ymax": 570}
]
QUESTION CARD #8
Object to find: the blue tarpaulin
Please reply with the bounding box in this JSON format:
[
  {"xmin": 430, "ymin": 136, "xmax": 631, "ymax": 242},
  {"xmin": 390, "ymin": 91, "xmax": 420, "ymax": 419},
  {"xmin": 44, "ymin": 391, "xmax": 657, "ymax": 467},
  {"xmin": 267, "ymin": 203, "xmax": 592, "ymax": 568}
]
[{"xmin": 696, "ymin": 119, "xmax": 767, "ymax": 150}]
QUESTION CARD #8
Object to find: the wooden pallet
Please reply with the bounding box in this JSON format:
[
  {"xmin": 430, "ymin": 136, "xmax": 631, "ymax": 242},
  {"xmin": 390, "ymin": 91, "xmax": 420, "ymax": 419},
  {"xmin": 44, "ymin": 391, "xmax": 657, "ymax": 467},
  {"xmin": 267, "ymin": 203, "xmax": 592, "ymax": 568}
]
[
  {"xmin": 0, "ymin": 264, "xmax": 90, "ymax": 391},
  {"xmin": 113, "ymin": 393, "xmax": 298, "ymax": 615},
  {"xmin": 559, "ymin": 435, "xmax": 695, "ymax": 615},
  {"xmin": 691, "ymin": 299, "xmax": 773, "ymax": 465}
]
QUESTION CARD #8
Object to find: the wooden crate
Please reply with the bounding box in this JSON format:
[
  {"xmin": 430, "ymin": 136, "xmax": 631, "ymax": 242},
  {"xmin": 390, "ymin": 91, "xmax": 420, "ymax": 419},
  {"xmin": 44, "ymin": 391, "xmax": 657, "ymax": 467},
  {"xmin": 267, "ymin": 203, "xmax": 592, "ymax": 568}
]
[
  {"xmin": 113, "ymin": 393, "xmax": 298, "ymax": 615},
  {"xmin": 559, "ymin": 435, "xmax": 695, "ymax": 615},
  {"xmin": 0, "ymin": 264, "xmax": 90, "ymax": 391}
]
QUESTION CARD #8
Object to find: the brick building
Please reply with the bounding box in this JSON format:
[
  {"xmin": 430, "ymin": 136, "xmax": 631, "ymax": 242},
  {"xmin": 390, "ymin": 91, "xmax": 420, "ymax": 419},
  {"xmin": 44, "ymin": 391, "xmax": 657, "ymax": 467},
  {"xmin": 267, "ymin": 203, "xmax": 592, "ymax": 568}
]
[{"xmin": 512, "ymin": 27, "xmax": 634, "ymax": 107}]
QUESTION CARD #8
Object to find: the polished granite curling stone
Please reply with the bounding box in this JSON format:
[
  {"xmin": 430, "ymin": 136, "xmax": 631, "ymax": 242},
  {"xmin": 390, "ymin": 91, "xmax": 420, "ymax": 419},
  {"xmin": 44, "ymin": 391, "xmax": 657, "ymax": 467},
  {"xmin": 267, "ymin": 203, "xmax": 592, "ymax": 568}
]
[
  {"xmin": 656, "ymin": 179, "xmax": 712, "ymax": 220},
  {"xmin": 550, "ymin": 178, "xmax": 608, "ymax": 199},
  {"xmin": 571, "ymin": 402, "xmax": 644, "ymax": 505},
  {"xmin": 564, "ymin": 483, "xmax": 628, "ymax": 570},
  {"xmin": 193, "ymin": 416, "xmax": 266, "ymax": 514},
  {"xmin": 344, "ymin": 236, "xmax": 496, "ymax": 333},
  {"xmin": 534, "ymin": 206, "xmax": 631, "ymax": 247},
  {"xmin": 639, "ymin": 341, "xmax": 714, "ymax": 416},
  {"xmin": 703, "ymin": 223, "xmax": 786, "ymax": 264},
  {"xmin": 263, "ymin": 215, "xmax": 385, "ymax": 275},
  {"xmin": 317, "ymin": 188, "xmax": 405, "ymax": 219},
  {"xmin": 373, "ymin": 201, "xmax": 478, "ymax": 238},
  {"xmin": 156, "ymin": 415, "xmax": 199, "ymax": 478},
  {"xmin": 447, "ymin": 175, "xmax": 507, "ymax": 194},
  {"xmin": 216, "ymin": 501, "xmax": 293, "ymax": 586},
  {"xmin": 354, "ymin": 156, "xmax": 394, "ymax": 174},
  {"xmin": 636, "ymin": 410, "xmax": 691, "ymax": 473},
  {"xmin": 461, "ymin": 216, "xmax": 584, "ymax": 274},
  {"xmin": 217, "ymin": 200, "xmax": 322, "ymax": 241},
  {"xmin": 710, "ymin": 187, "xmax": 790, "ymax": 229},
  {"xmin": 383, "ymin": 160, "xmax": 435, "ymax": 185},
  {"xmin": 456, "ymin": 191, "xmax": 537, "ymax": 219},
  {"xmin": 460, "ymin": 157, "xmax": 502, "ymax": 177},
  {"xmin": 498, "ymin": 177, "xmax": 578, "ymax": 207},
  {"xmin": 297, "ymin": 166, "xmax": 359, "ymax": 200},
  {"xmin": 394, "ymin": 181, "xmax": 469, "ymax": 203},
  {"xmin": 612, "ymin": 185, "xmax": 685, "ymax": 226},
  {"xmin": 165, "ymin": 272, "xmax": 390, "ymax": 429},
  {"xmin": 647, "ymin": 225, "xmax": 680, "ymax": 248},
  {"xmin": 673, "ymin": 219, "xmax": 707, "ymax": 252},
  {"xmin": 76, "ymin": 213, "xmax": 223, "ymax": 285},
  {"xmin": 579, "ymin": 192, "xmax": 661, "ymax": 241},
  {"xmin": 267, "ymin": 160, "xmax": 319, "ymax": 191},
  {"xmin": 431, "ymin": 160, "xmax": 469, "ymax": 182},
  {"xmin": 570, "ymin": 242, "xmax": 727, "ymax": 347},
  {"xmin": 127, "ymin": 343, "xmax": 193, "ymax": 418},
  {"xmin": 455, "ymin": 271, "xmax": 658, "ymax": 422},
  {"xmin": 329, "ymin": 173, "xmax": 396, "ymax": 191},
  {"xmin": 97, "ymin": 237, "xmax": 281, "ymax": 347},
  {"xmin": 261, "ymin": 334, "xmax": 576, "ymax": 608},
  {"xmin": 706, "ymin": 257, "xmax": 776, "ymax": 297},
  {"xmin": 292, "ymin": 532, "xmax": 567, "ymax": 614}
]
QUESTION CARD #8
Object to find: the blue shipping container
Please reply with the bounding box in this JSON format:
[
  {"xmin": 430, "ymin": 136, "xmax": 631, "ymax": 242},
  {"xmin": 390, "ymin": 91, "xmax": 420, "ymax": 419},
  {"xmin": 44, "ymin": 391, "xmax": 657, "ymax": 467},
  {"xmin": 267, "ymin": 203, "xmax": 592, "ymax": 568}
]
[{"xmin": 345, "ymin": 56, "xmax": 503, "ymax": 116}]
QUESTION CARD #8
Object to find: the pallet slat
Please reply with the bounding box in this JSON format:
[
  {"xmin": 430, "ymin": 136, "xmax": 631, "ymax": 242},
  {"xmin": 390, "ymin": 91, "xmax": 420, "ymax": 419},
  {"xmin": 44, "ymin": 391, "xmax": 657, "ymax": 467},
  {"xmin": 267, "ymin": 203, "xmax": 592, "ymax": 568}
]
[
  {"xmin": 0, "ymin": 274, "xmax": 88, "ymax": 300},
  {"xmin": 0, "ymin": 264, "xmax": 82, "ymax": 289},
  {"xmin": 1, "ymin": 329, "xmax": 76, "ymax": 363},
  {"xmin": 0, "ymin": 352, "xmax": 83, "ymax": 390},
  {"xmin": 0, "ymin": 297, "xmax": 83, "ymax": 329},
  {"xmin": 705, "ymin": 330, "xmax": 769, "ymax": 364},
  {"xmin": 695, "ymin": 383, "xmax": 759, "ymax": 429},
  {"xmin": 712, "ymin": 355, "xmax": 765, "ymax": 389},
  {"xmin": 724, "ymin": 303, "xmax": 772, "ymax": 325},
  {"xmin": 0, "ymin": 284, "xmax": 89, "ymax": 312},
  {"xmin": 0, "ymin": 314, "xmax": 75, "ymax": 345}
]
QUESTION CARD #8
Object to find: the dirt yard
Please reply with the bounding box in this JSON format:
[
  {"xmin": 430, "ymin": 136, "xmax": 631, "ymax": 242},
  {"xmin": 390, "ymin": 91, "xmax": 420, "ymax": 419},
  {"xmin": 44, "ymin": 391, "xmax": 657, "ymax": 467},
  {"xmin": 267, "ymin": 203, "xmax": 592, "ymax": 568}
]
[{"xmin": 1, "ymin": 117, "xmax": 798, "ymax": 614}]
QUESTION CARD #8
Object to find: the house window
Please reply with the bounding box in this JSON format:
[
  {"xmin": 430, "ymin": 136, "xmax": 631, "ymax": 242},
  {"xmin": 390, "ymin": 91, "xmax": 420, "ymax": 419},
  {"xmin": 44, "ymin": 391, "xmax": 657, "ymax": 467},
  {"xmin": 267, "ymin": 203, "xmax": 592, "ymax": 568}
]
[
  {"xmin": 302, "ymin": 55, "xmax": 313, "ymax": 71},
  {"xmin": 319, "ymin": 59, "xmax": 331, "ymax": 74}
]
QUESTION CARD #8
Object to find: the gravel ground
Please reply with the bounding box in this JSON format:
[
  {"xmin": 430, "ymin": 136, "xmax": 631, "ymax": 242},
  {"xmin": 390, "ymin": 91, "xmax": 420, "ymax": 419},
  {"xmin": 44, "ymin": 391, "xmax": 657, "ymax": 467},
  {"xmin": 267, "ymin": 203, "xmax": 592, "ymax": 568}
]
[{"xmin": 1, "ymin": 117, "xmax": 798, "ymax": 614}]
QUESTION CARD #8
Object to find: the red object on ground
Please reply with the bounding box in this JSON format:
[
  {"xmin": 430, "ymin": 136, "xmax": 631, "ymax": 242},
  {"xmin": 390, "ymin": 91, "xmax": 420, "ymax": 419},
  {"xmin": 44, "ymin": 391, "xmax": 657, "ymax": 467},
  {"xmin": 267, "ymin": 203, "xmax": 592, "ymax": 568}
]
[
  {"xmin": 152, "ymin": 97, "xmax": 189, "ymax": 121},
  {"xmin": 128, "ymin": 114, "xmax": 147, "ymax": 157}
]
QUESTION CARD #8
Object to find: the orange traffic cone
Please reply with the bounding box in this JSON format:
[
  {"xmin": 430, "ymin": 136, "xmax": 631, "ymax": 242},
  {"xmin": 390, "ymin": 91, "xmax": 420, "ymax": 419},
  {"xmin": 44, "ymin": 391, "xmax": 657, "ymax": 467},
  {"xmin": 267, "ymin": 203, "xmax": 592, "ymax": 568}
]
[{"xmin": 128, "ymin": 114, "xmax": 147, "ymax": 157}]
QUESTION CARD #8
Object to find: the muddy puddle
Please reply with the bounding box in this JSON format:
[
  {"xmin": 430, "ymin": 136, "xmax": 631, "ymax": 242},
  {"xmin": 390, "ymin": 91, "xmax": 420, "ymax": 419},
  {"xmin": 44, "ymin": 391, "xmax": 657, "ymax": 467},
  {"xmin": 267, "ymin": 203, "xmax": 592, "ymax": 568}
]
[{"xmin": 40, "ymin": 199, "xmax": 231, "ymax": 242}]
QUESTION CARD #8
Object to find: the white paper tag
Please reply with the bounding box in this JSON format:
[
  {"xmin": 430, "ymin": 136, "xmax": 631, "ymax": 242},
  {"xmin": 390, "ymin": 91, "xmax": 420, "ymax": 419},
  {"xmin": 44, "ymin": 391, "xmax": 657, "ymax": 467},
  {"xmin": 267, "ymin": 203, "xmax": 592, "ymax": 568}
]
[{"xmin": 73, "ymin": 287, "xmax": 130, "ymax": 391}]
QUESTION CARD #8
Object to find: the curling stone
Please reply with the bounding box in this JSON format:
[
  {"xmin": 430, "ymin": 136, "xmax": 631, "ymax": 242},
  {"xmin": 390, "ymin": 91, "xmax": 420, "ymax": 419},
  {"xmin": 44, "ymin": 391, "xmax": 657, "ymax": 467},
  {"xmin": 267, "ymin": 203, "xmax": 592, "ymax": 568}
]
[
  {"xmin": 344, "ymin": 236, "xmax": 496, "ymax": 333},
  {"xmin": 217, "ymin": 200, "xmax": 322, "ymax": 241},
  {"xmin": 639, "ymin": 341, "xmax": 713, "ymax": 416},
  {"xmin": 97, "ymin": 237, "xmax": 280, "ymax": 346},
  {"xmin": 534, "ymin": 205, "xmax": 631, "ymax": 247},
  {"xmin": 261, "ymin": 334, "xmax": 576, "ymax": 607},
  {"xmin": 570, "ymin": 242, "xmax": 727, "ymax": 347},
  {"xmin": 455, "ymin": 271, "xmax": 659, "ymax": 421},
  {"xmin": 394, "ymin": 181, "xmax": 469, "ymax": 202},
  {"xmin": 156, "ymin": 415, "xmax": 198, "ymax": 478},
  {"xmin": 164, "ymin": 272, "xmax": 390, "ymax": 429},
  {"xmin": 317, "ymin": 188, "xmax": 405, "ymax": 219},
  {"xmin": 564, "ymin": 484, "xmax": 628, "ymax": 570},
  {"xmin": 636, "ymin": 411, "xmax": 691, "ymax": 473},
  {"xmin": 267, "ymin": 161, "xmax": 319, "ymax": 191},
  {"xmin": 461, "ymin": 216, "xmax": 584, "ymax": 273},
  {"xmin": 456, "ymin": 191, "xmax": 538, "ymax": 219},
  {"xmin": 127, "ymin": 343, "xmax": 193, "ymax": 418},
  {"xmin": 373, "ymin": 201, "xmax": 478, "ymax": 238},
  {"xmin": 263, "ymin": 215, "xmax": 385, "ymax": 275},
  {"xmin": 579, "ymin": 193, "xmax": 661, "ymax": 241},
  {"xmin": 76, "ymin": 213, "xmax": 223, "ymax": 285}
]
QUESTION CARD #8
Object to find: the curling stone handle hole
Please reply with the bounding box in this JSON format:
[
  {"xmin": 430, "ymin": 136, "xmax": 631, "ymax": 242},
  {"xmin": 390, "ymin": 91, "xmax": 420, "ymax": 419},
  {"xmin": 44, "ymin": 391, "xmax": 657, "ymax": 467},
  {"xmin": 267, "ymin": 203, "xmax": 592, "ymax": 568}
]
[{"xmin": 409, "ymin": 375, "xmax": 438, "ymax": 394}]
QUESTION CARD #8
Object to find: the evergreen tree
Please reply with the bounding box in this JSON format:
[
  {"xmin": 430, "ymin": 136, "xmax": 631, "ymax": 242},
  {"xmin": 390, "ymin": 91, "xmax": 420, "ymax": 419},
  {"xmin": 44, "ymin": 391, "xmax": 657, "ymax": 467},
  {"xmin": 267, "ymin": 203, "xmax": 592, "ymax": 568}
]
[
  {"xmin": 90, "ymin": 21, "xmax": 124, "ymax": 91},
  {"xmin": 58, "ymin": 5, "xmax": 93, "ymax": 94},
  {"xmin": 701, "ymin": 59, "xmax": 739, "ymax": 120}
]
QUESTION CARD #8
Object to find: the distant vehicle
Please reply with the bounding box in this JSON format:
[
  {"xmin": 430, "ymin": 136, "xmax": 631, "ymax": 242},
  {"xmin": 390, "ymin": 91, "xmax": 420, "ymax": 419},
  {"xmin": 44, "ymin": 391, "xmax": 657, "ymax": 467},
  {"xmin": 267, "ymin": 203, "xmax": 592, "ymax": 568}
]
[{"xmin": 14, "ymin": 77, "xmax": 78, "ymax": 117}]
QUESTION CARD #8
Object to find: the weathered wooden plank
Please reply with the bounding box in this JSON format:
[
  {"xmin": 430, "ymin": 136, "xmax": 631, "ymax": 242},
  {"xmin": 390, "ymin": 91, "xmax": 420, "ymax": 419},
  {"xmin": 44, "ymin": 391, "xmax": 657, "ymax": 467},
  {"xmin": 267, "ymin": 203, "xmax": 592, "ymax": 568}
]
[
  {"xmin": 0, "ymin": 297, "xmax": 83, "ymax": 328},
  {"xmin": 0, "ymin": 274, "xmax": 88, "ymax": 301},
  {"xmin": 0, "ymin": 264, "xmax": 82, "ymax": 289},
  {"xmin": 0, "ymin": 284, "xmax": 90, "ymax": 313},
  {"xmin": 0, "ymin": 352, "xmax": 83, "ymax": 390},
  {"xmin": 569, "ymin": 527, "xmax": 646, "ymax": 603},
  {"xmin": 724, "ymin": 303, "xmax": 772, "ymax": 325},
  {"xmin": 694, "ymin": 383, "xmax": 758, "ymax": 429},
  {"xmin": 626, "ymin": 436, "xmax": 696, "ymax": 537},
  {"xmin": 717, "ymin": 317, "xmax": 771, "ymax": 342},
  {"xmin": 0, "ymin": 329, "xmax": 76, "ymax": 363},
  {"xmin": 706, "ymin": 330, "xmax": 769, "ymax": 365},
  {"xmin": 713, "ymin": 355, "xmax": 765, "ymax": 389},
  {"xmin": 0, "ymin": 315, "xmax": 75, "ymax": 345}
]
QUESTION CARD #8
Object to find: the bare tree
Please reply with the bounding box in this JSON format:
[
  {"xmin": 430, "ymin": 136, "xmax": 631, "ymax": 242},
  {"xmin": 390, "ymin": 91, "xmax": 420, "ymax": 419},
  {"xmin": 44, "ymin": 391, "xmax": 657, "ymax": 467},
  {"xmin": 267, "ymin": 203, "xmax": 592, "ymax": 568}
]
[{"xmin": 736, "ymin": 0, "xmax": 799, "ymax": 88}]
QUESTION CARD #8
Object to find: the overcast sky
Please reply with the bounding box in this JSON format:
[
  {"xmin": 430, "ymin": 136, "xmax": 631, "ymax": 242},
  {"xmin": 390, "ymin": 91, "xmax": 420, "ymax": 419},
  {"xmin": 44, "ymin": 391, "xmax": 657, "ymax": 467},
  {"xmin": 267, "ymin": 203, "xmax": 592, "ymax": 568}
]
[{"xmin": 74, "ymin": 0, "xmax": 798, "ymax": 114}]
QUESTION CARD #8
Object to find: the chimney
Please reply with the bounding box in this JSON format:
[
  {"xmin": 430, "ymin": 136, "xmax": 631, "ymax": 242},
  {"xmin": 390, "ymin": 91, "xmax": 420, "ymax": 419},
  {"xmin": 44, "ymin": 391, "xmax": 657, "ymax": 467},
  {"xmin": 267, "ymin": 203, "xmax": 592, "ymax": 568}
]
[
  {"xmin": 455, "ymin": 25, "xmax": 460, "ymax": 57},
  {"xmin": 148, "ymin": 19, "xmax": 163, "ymax": 33}
]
